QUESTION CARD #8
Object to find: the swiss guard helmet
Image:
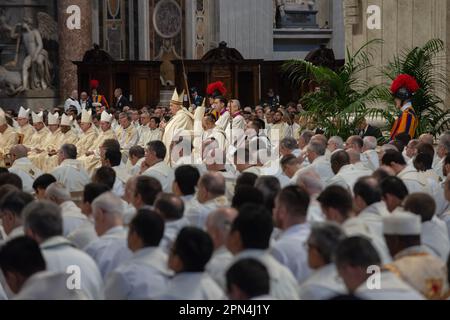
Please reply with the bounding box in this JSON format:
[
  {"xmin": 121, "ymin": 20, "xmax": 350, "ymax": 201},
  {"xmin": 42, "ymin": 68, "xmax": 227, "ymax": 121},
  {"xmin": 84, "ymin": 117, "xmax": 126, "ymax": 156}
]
[
  {"xmin": 206, "ymin": 81, "xmax": 227, "ymax": 99},
  {"xmin": 390, "ymin": 74, "xmax": 420, "ymax": 101},
  {"xmin": 395, "ymin": 87, "xmax": 413, "ymax": 101}
]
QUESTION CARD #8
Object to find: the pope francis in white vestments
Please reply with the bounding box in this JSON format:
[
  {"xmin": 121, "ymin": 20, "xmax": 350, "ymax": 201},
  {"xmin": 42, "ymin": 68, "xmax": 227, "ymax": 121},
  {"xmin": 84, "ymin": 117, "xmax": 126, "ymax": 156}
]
[{"xmin": 162, "ymin": 90, "xmax": 194, "ymax": 164}]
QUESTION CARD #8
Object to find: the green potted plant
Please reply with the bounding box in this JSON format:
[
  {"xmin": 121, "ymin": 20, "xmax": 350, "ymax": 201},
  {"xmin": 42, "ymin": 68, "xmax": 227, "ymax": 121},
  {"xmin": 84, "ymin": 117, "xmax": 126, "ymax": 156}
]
[{"xmin": 283, "ymin": 39, "xmax": 386, "ymax": 140}]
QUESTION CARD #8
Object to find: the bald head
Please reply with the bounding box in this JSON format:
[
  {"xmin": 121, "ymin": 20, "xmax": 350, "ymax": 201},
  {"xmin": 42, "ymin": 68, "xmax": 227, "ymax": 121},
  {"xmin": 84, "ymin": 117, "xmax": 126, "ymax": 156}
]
[
  {"xmin": 419, "ymin": 134, "xmax": 434, "ymax": 145},
  {"xmin": 353, "ymin": 176, "xmax": 382, "ymax": 213},
  {"xmin": 311, "ymin": 134, "xmax": 327, "ymax": 147},
  {"xmin": 10, "ymin": 145, "xmax": 28, "ymax": 160},
  {"xmin": 207, "ymin": 208, "xmax": 238, "ymax": 232},
  {"xmin": 372, "ymin": 166, "xmax": 396, "ymax": 184},
  {"xmin": 330, "ymin": 150, "xmax": 350, "ymax": 175},
  {"xmin": 296, "ymin": 169, "xmax": 324, "ymax": 196},
  {"xmin": 206, "ymin": 208, "xmax": 238, "ymax": 249},
  {"xmin": 346, "ymin": 135, "xmax": 364, "ymax": 152},
  {"xmin": 199, "ymin": 172, "xmax": 226, "ymax": 197},
  {"xmin": 154, "ymin": 193, "xmax": 185, "ymax": 221},
  {"xmin": 202, "ymin": 114, "xmax": 216, "ymax": 131}
]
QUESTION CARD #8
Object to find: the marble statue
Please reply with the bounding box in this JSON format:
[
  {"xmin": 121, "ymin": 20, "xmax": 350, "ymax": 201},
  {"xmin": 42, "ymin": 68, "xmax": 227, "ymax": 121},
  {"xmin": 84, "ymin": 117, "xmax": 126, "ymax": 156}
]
[
  {"xmin": 275, "ymin": 0, "xmax": 318, "ymax": 29},
  {"xmin": 276, "ymin": 0, "xmax": 317, "ymax": 12},
  {"xmin": 0, "ymin": 13, "xmax": 57, "ymax": 93},
  {"xmin": 0, "ymin": 66, "xmax": 23, "ymax": 96}
]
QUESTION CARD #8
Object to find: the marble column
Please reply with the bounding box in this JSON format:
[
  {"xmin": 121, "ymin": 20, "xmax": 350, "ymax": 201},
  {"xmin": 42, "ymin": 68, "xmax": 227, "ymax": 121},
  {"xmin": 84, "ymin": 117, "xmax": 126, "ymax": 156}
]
[
  {"xmin": 138, "ymin": 0, "xmax": 150, "ymax": 60},
  {"xmin": 331, "ymin": 0, "xmax": 345, "ymax": 60},
  {"xmin": 57, "ymin": 0, "xmax": 92, "ymax": 102}
]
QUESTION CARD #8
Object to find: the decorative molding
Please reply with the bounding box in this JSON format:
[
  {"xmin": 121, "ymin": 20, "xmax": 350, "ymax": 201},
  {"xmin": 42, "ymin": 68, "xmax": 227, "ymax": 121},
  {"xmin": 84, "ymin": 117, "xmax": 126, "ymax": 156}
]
[
  {"xmin": 194, "ymin": 0, "xmax": 206, "ymax": 58},
  {"xmin": 102, "ymin": 0, "xmax": 128, "ymax": 60},
  {"xmin": 107, "ymin": 0, "xmax": 121, "ymax": 18},
  {"xmin": 343, "ymin": 0, "xmax": 360, "ymax": 26}
]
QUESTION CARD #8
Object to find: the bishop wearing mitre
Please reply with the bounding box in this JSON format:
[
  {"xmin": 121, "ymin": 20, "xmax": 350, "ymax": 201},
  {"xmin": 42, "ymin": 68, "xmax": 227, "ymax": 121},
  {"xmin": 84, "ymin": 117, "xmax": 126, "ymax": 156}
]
[
  {"xmin": 79, "ymin": 111, "xmax": 116, "ymax": 173},
  {"xmin": 39, "ymin": 114, "xmax": 79, "ymax": 172},
  {"xmin": 75, "ymin": 110, "xmax": 98, "ymax": 160},
  {"xmin": 16, "ymin": 107, "xmax": 35, "ymax": 146},
  {"xmin": 0, "ymin": 108, "xmax": 19, "ymax": 167},
  {"xmin": 25, "ymin": 111, "xmax": 50, "ymax": 152},
  {"xmin": 28, "ymin": 111, "xmax": 63, "ymax": 170},
  {"xmin": 162, "ymin": 89, "xmax": 194, "ymax": 164}
]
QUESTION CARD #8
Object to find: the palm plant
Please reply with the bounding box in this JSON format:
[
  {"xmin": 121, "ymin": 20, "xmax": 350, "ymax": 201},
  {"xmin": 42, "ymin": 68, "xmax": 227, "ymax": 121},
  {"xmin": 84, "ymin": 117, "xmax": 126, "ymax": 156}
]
[
  {"xmin": 378, "ymin": 38, "xmax": 450, "ymax": 137},
  {"xmin": 283, "ymin": 39, "xmax": 386, "ymax": 139}
]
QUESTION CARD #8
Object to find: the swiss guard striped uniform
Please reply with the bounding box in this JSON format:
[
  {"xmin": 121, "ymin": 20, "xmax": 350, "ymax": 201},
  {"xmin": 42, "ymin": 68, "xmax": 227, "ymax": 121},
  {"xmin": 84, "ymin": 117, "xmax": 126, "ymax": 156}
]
[
  {"xmin": 91, "ymin": 94, "xmax": 110, "ymax": 109},
  {"xmin": 390, "ymin": 102, "xmax": 418, "ymax": 140}
]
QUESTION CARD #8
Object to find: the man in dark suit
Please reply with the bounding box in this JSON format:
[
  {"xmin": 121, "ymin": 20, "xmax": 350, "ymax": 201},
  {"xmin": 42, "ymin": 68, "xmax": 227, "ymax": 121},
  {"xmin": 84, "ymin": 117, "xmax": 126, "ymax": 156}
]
[
  {"xmin": 357, "ymin": 118, "xmax": 383, "ymax": 140},
  {"xmin": 190, "ymin": 87, "xmax": 204, "ymax": 108},
  {"xmin": 114, "ymin": 88, "xmax": 130, "ymax": 112}
]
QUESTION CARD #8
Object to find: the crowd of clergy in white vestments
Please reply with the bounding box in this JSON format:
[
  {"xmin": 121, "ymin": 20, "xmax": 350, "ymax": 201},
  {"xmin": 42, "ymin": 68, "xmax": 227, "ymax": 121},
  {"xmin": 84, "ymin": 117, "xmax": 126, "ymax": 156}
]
[{"xmin": 0, "ymin": 89, "xmax": 449, "ymax": 300}]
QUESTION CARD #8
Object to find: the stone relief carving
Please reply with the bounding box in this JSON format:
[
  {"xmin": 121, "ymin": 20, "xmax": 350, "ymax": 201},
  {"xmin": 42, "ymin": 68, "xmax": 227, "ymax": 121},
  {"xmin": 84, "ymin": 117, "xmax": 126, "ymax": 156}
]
[
  {"xmin": 275, "ymin": 0, "xmax": 318, "ymax": 29},
  {"xmin": 153, "ymin": 0, "xmax": 182, "ymax": 39}
]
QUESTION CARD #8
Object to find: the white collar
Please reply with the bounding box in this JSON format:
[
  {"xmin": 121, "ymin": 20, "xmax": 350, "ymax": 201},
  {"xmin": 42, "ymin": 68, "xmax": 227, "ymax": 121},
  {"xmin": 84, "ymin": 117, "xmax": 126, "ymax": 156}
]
[
  {"xmin": 279, "ymin": 223, "xmax": 309, "ymax": 238},
  {"xmin": 401, "ymin": 102, "xmax": 412, "ymax": 112},
  {"xmin": 8, "ymin": 226, "xmax": 24, "ymax": 239},
  {"xmin": 103, "ymin": 225, "xmax": 125, "ymax": 236},
  {"xmin": 312, "ymin": 155, "xmax": 326, "ymax": 164},
  {"xmin": 61, "ymin": 201, "xmax": 78, "ymax": 209},
  {"xmin": 13, "ymin": 157, "xmax": 32, "ymax": 165},
  {"xmin": 235, "ymin": 249, "xmax": 267, "ymax": 261}
]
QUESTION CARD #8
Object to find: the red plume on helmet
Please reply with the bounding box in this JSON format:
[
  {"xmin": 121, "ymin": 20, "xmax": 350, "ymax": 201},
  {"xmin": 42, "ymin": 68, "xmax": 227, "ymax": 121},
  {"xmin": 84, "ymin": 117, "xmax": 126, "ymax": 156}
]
[
  {"xmin": 390, "ymin": 74, "xmax": 420, "ymax": 95},
  {"xmin": 90, "ymin": 79, "xmax": 100, "ymax": 90},
  {"xmin": 207, "ymin": 81, "xmax": 227, "ymax": 97}
]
